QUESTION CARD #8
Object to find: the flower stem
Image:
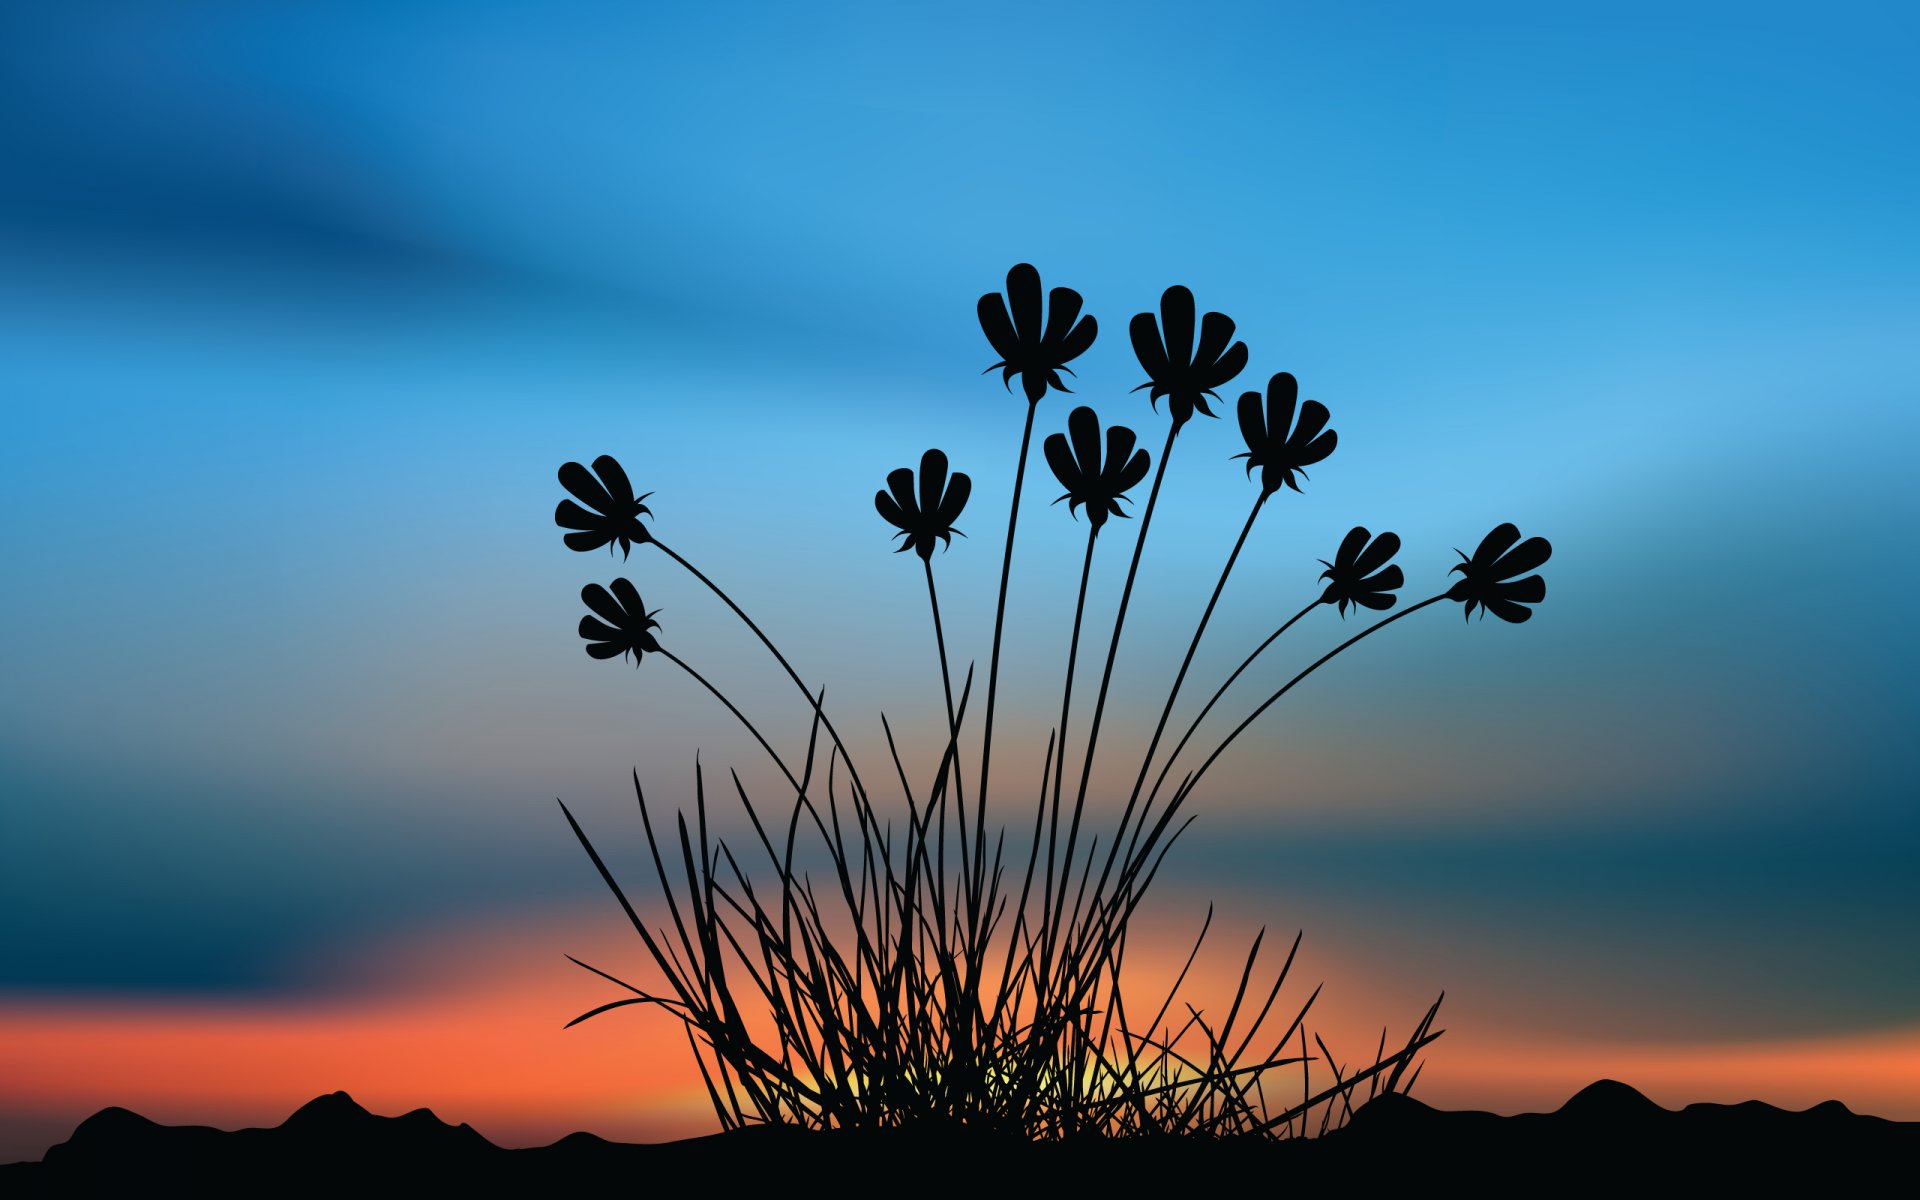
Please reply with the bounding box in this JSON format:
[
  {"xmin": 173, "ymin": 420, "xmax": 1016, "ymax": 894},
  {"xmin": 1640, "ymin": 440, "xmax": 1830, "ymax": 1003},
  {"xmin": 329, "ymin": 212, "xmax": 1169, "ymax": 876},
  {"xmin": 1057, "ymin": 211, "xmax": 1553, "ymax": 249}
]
[
  {"xmin": 1036, "ymin": 525, "xmax": 1099, "ymax": 978},
  {"xmin": 651, "ymin": 538, "xmax": 865, "ymax": 800},
  {"xmin": 1132, "ymin": 593, "xmax": 1449, "ymax": 875},
  {"xmin": 1131, "ymin": 596, "xmax": 1322, "ymax": 850},
  {"xmin": 1054, "ymin": 421, "xmax": 1180, "ymax": 941},
  {"xmin": 1117, "ymin": 489, "xmax": 1267, "ymax": 851},
  {"xmin": 657, "ymin": 647, "xmax": 802, "ymax": 797},
  {"xmin": 973, "ymin": 398, "xmax": 1040, "ymax": 918}
]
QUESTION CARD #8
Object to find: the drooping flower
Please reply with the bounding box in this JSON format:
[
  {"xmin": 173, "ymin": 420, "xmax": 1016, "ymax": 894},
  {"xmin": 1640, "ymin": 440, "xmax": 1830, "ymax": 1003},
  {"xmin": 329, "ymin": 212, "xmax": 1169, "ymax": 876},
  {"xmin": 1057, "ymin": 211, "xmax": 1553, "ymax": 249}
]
[
  {"xmin": 1236, "ymin": 372, "xmax": 1336, "ymax": 495},
  {"xmin": 578, "ymin": 578, "xmax": 662, "ymax": 664},
  {"xmin": 1318, "ymin": 527, "xmax": 1403, "ymax": 616},
  {"xmin": 1043, "ymin": 406, "xmax": 1151, "ymax": 533},
  {"xmin": 556, "ymin": 455, "xmax": 653, "ymax": 558},
  {"xmin": 1129, "ymin": 285, "xmax": 1249, "ymax": 428},
  {"xmin": 978, "ymin": 263, "xmax": 1098, "ymax": 404},
  {"xmin": 1448, "ymin": 523, "xmax": 1552, "ymax": 623},
  {"xmin": 874, "ymin": 449, "xmax": 972, "ymax": 560}
]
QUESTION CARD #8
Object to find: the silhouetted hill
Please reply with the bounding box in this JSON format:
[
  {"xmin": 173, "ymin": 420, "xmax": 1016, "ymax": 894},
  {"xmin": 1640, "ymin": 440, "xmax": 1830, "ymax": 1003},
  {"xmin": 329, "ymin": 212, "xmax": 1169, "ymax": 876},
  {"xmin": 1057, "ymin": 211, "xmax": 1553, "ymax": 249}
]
[{"xmin": 5, "ymin": 1082, "xmax": 1912, "ymax": 1195}]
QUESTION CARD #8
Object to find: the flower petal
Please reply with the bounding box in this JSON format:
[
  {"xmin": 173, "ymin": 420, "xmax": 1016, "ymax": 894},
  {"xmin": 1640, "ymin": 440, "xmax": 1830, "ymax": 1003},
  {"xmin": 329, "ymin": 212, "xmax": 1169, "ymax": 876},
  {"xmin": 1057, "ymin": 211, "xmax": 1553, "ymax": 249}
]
[
  {"xmin": 1236, "ymin": 388, "xmax": 1267, "ymax": 457},
  {"xmin": 609, "ymin": 577, "xmax": 646, "ymax": 620},
  {"xmin": 1129, "ymin": 311, "xmax": 1171, "ymax": 380},
  {"xmin": 591, "ymin": 455, "xmax": 636, "ymax": 509},
  {"xmin": 1039, "ymin": 285, "xmax": 1085, "ymax": 351},
  {"xmin": 1068, "ymin": 406, "xmax": 1102, "ymax": 477},
  {"xmin": 977, "ymin": 292, "xmax": 1019, "ymax": 361},
  {"xmin": 938, "ymin": 470, "xmax": 972, "ymax": 528},
  {"xmin": 1493, "ymin": 535, "xmax": 1552, "ymax": 580},
  {"xmin": 564, "ymin": 529, "xmax": 615, "ymax": 553},
  {"xmin": 1473, "ymin": 523, "xmax": 1523, "ymax": 567},
  {"xmin": 1205, "ymin": 338, "xmax": 1249, "ymax": 391},
  {"xmin": 1043, "ymin": 431, "xmax": 1078, "ymax": 492},
  {"xmin": 579, "ymin": 616, "xmax": 623, "ymax": 641},
  {"xmin": 1354, "ymin": 531, "xmax": 1400, "ymax": 577},
  {"xmin": 555, "ymin": 499, "xmax": 604, "ymax": 531},
  {"xmin": 918, "ymin": 450, "xmax": 950, "ymax": 521},
  {"xmin": 1057, "ymin": 312, "xmax": 1098, "ymax": 364},
  {"xmin": 1501, "ymin": 574, "xmax": 1546, "ymax": 603},
  {"xmin": 559, "ymin": 460, "xmax": 617, "ymax": 516},
  {"xmin": 1158, "ymin": 286, "xmax": 1196, "ymax": 370},
  {"xmin": 1007, "ymin": 263, "xmax": 1042, "ymax": 342},
  {"xmin": 581, "ymin": 582, "xmax": 624, "ymax": 627}
]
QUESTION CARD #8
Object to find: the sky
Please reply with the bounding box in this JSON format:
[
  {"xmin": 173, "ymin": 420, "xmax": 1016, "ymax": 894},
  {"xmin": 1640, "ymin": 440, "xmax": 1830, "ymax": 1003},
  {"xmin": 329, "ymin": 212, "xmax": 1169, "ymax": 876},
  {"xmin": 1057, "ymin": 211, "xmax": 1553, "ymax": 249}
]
[{"xmin": 2, "ymin": 0, "xmax": 1917, "ymax": 1161}]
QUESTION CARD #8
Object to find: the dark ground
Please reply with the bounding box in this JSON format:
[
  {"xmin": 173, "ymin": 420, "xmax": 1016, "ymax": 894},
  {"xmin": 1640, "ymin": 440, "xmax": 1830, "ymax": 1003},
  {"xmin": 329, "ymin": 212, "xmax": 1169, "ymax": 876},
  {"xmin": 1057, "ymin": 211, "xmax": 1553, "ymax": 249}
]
[{"xmin": 5, "ymin": 1081, "xmax": 1913, "ymax": 1195}]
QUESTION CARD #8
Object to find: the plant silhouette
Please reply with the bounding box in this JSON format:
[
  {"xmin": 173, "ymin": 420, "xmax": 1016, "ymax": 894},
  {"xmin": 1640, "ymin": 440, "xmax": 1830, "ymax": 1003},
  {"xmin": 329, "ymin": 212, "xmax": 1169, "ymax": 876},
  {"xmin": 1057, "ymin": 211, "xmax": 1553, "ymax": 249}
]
[
  {"xmin": 556, "ymin": 454, "xmax": 653, "ymax": 557},
  {"xmin": 545, "ymin": 264, "xmax": 1552, "ymax": 1140}
]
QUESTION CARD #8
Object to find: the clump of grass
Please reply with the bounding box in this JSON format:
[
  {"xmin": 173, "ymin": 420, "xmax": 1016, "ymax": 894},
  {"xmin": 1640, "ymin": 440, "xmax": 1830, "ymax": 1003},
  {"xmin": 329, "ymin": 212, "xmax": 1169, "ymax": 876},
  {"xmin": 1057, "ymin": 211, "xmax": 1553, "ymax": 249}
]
[{"xmin": 546, "ymin": 264, "xmax": 1550, "ymax": 1138}]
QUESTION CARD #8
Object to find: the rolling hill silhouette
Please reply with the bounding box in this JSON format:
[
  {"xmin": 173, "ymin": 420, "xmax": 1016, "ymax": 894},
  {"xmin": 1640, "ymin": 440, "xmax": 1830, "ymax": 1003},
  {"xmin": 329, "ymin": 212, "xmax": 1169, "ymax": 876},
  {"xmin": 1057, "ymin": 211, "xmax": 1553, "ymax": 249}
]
[{"xmin": 6, "ymin": 1082, "xmax": 1912, "ymax": 1194}]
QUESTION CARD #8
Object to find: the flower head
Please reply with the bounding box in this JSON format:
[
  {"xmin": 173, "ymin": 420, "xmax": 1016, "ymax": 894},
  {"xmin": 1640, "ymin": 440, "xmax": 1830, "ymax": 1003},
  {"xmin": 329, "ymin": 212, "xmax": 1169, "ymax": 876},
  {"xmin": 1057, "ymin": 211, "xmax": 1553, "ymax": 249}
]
[
  {"xmin": 1448, "ymin": 523, "xmax": 1552, "ymax": 623},
  {"xmin": 556, "ymin": 455, "xmax": 653, "ymax": 558},
  {"xmin": 1044, "ymin": 406, "xmax": 1151, "ymax": 533},
  {"xmin": 1236, "ymin": 372, "xmax": 1336, "ymax": 495},
  {"xmin": 1318, "ymin": 527, "xmax": 1403, "ymax": 616},
  {"xmin": 978, "ymin": 263, "xmax": 1098, "ymax": 404},
  {"xmin": 1129, "ymin": 285, "xmax": 1248, "ymax": 428},
  {"xmin": 578, "ymin": 578, "xmax": 662, "ymax": 664},
  {"xmin": 875, "ymin": 449, "xmax": 971, "ymax": 561}
]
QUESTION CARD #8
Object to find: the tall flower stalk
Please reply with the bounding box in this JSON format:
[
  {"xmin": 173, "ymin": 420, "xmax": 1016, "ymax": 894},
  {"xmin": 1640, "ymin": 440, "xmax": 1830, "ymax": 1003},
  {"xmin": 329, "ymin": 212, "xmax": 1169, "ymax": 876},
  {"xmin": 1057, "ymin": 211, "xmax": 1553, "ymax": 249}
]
[
  {"xmin": 972, "ymin": 264, "xmax": 1096, "ymax": 947},
  {"xmin": 544, "ymin": 268, "xmax": 1552, "ymax": 1143},
  {"xmin": 1053, "ymin": 285, "xmax": 1248, "ymax": 949}
]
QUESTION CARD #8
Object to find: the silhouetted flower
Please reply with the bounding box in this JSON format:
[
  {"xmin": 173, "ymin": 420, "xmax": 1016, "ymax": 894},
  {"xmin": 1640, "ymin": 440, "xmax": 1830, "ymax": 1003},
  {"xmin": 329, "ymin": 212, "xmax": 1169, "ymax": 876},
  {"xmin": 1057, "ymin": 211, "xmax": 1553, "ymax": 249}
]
[
  {"xmin": 578, "ymin": 578, "xmax": 662, "ymax": 664},
  {"xmin": 1448, "ymin": 523, "xmax": 1551, "ymax": 623},
  {"xmin": 1318, "ymin": 527, "xmax": 1403, "ymax": 616},
  {"xmin": 1129, "ymin": 285, "xmax": 1248, "ymax": 428},
  {"xmin": 978, "ymin": 263, "xmax": 1098, "ymax": 404},
  {"xmin": 875, "ymin": 449, "xmax": 971, "ymax": 560},
  {"xmin": 556, "ymin": 455, "xmax": 653, "ymax": 558},
  {"xmin": 1044, "ymin": 406, "xmax": 1151, "ymax": 533},
  {"xmin": 1236, "ymin": 372, "xmax": 1336, "ymax": 495}
]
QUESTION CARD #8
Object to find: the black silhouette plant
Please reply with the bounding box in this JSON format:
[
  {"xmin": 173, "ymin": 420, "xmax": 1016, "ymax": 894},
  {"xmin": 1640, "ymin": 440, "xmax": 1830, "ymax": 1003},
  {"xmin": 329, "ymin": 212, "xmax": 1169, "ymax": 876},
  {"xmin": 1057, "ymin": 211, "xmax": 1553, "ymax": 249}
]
[
  {"xmin": 1320, "ymin": 527, "xmax": 1404, "ymax": 616},
  {"xmin": 1236, "ymin": 372, "xmax": 1336, "ymax": 495},
  {"xmin": 578, "ymin": 579, "xmax": 661, "ymax": 663},
  {"xmin": 1044, "ymin": 405, "xmax": 1150, "ymax": 532},
  {"xmin": 546, "ymin": 262, "xmax": 1551, "ymax": 1144},
  {"xmin": 556, "ymin": 455, "xmax": 653, "ymax": 557},
  {"xmin": 1448, "ymin": 523, "xmax": 1552, "ymax": 623},
  {"xmin": 1129, "ymin": 284, "xmax": 1248, "ymax": 428},
  {"xmin": 978, "ymin": 262, "xmax": 1098, "ymax": 404},
  {"xmin": 874, "ymin": 449, "xmax": 972, "ymax": 560}
]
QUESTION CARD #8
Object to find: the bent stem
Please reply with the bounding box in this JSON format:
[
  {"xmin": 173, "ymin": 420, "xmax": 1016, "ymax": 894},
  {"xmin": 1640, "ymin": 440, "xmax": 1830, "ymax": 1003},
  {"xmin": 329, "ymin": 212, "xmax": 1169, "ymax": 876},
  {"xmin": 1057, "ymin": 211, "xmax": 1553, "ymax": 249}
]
[
  {"xmin": 1125, "ymin": 593, "xmax": 1449, "ymax": 890},
  {"xmin": 657, "ymin": 646, "xmax": 803, "ymax": 797},
  {"xmin": 1034, "ymin": 524, "xmax": 1100, "ymax": 981},
  {"xmin": 652, "ymin": 538, "xmax": 867, "ymax": 801},
  {"xmin": 1127, "ymin": 595, "xmax": 1323, "ymax": 871},
  {"xmin": 1053, "ymin": 421, "xmax": 1180, "ymax": 964},
  {"xmin": 975, "ymin": 397, "xmax": 1041, "ymax": 910},
  {"xmin": 1115, "ymin": 489, "xmax": 1268, "ymax": 861}
]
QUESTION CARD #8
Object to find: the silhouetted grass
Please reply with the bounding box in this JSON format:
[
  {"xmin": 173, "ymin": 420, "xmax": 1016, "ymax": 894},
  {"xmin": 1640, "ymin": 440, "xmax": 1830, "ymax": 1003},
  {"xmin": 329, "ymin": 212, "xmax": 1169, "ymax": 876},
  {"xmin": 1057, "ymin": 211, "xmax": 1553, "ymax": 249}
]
[{"xmin": 545, "ymin": 264, "xmax": 1550, "ymax": 1140}]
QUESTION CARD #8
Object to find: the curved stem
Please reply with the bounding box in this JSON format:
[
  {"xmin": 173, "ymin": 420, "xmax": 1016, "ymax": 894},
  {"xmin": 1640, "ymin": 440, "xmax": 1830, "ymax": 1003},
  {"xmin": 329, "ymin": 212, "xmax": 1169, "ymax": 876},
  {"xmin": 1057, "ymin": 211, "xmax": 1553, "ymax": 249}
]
[
  {"xmin": 657, "ymin": 647, "xmax": 802, "ymax": 797},
  {"xmin": 651, "ymin": 538, "xmax": 866, "ymax": 800},
  {"xmin": 922, "ymin": 554, "xmax": 965, "ymax": 931},
  {"xmin": 973, "ymin": 398, "xmax": 1040, "ymax": 919},
  {"xmin": 1130, "ymin": 596, "xmax": 1322, "ymax": 865},
  {"xmin": 923, "ymin": 555, "xmax": 957, "ymax": 734},
  {"xmin": 1038, "ymin": 525, "xmax": 1100, "ymax": 977},
  {"xmin": 1054, "ymin": 422, "xmax": 1180, "ymax": 936},
  {"xmin": 1119, "ymin": 490, "xmax": 1268, "ymax": 845},
  {"xmin": 1143, "ymin": 594, "xmax": 1449, "ymax": 868}
]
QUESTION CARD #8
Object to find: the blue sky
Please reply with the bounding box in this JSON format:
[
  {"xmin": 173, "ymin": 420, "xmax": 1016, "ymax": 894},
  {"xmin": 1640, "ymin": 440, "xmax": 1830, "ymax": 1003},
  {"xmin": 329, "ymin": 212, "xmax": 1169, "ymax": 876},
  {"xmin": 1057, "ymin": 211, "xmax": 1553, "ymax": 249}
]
[{"xmin": 1, "ymin": 0, "xmax": 1916, "ymax": 1074}]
